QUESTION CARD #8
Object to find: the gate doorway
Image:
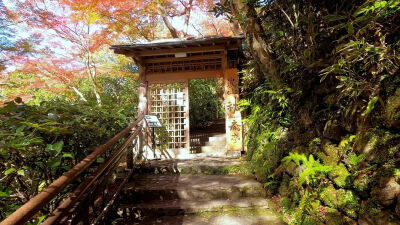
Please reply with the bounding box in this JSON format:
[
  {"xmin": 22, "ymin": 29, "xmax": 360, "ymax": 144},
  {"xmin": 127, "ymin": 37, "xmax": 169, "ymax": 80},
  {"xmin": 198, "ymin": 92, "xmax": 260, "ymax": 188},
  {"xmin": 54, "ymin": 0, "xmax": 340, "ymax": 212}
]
[
  {"xmin": 149, "ymin": 82, "xmax": 189, "ymax": 156},
  {"xmin": 111, "ymin": 36, "xmax": 244, "ymax": 158},
  {"xmin": 188, "ymin": 78, "xmax": 225, "ymax": 153}
]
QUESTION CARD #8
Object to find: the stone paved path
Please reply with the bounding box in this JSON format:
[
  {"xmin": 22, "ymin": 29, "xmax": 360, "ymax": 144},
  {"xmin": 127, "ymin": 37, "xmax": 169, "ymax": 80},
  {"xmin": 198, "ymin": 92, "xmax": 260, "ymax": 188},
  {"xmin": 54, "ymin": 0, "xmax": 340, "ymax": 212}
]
[{"xmin": 114, "ymin": 156, "xmax": 285, "ymax": 225}]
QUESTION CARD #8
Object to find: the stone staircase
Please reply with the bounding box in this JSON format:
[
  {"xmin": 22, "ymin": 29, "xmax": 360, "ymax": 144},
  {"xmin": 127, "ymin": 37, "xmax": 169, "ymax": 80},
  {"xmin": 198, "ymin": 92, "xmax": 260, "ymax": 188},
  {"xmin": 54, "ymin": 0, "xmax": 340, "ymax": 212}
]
[
  {"xmin": 113, "ymin": 157, "xmax": 284, "ymax": 225},
  {"xmin": 200, "ymin": 134, "xmax": 226, "ymax": 154}
]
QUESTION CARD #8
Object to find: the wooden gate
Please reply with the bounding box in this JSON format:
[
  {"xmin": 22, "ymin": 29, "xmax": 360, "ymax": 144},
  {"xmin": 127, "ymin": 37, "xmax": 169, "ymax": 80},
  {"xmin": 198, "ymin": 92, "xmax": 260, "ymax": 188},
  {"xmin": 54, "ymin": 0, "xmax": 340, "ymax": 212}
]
[{"xmin": 149, "ymin": 82, "xmax": 190, "ymax": 153}]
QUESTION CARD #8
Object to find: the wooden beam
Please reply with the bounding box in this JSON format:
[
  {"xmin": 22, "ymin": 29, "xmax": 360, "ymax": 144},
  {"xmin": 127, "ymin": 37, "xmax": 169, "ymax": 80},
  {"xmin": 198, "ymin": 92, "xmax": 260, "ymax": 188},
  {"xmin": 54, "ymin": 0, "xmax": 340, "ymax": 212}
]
[
  {"xmin": 144, "ymin": 54, "xmax": 223, "ymax": 64},
  {"xmin": 146, "ymin": 70, "xmax": 222, "ymax": 84},
  {"xmin": 122, "ymin": 44, "xmax": 240, "ymax": 57}
]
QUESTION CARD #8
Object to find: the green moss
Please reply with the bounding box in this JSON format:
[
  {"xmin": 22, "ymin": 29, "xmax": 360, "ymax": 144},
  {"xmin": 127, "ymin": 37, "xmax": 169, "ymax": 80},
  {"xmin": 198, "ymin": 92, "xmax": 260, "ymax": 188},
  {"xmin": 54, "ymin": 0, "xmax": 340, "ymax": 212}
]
[
  {"xmin": 280, "ymin": 197, "xmax": 292, "ymax": 213},
  {"xmin": 320, "ymin": 185, "xmax": 359, "ymax": 219},
  {"xmin": 309, "ymin": 199, "xmax": 321, "ymax": 217},
  {"xmin": 359, "ymin": 198, "xmax": 384, "ymax": 219},
  {"xmin": 195, "ymin": 205, "xmax": 279, "ymax": 218},
  {"xmin": 354, "ymin": 172, "xmax": 370, "ymax": 192},
  {"xmin": 330, "ymin": 163, "xmax": 350, "ymax": 188},
  {"xmin": 353, "ymin": 129, "xmax": 400, "ymax": 164},
  {"xmin": 319, "ymin": 143, "xmax": 340, "ymax": 166},
  {"xmin": 321, "ymin": 185, "xmax": 338, "ymax": 208},
  {"xmin": 337, "ymin": 189, "xmax": 359, "ymax": 219},
  {"xmin": 385, "ymin": 88, "xmax": 400, "ymax": 126},
  {"xmin": 302, "ymin": 216, "xmax": 317, "ymax": 225},
  {"xmin": 308, "ymin": 138, "xmax": 321, "ymax": 154},
  {"xmin": 325, "ymin": 207, "xmax": 346, "ymax": 225},
  {"xmin": 278, "ymin": 176, "xmax": 291, "ymax": 196}
]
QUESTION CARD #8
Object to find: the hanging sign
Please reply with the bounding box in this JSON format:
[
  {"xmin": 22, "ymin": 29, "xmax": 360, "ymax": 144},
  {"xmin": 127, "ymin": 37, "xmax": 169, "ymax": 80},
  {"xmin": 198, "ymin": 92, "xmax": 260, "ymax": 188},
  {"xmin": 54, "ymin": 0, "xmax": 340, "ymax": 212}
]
[{"xmin": 144, "ymin": 115, "xmax": 163, "ymax": 128}]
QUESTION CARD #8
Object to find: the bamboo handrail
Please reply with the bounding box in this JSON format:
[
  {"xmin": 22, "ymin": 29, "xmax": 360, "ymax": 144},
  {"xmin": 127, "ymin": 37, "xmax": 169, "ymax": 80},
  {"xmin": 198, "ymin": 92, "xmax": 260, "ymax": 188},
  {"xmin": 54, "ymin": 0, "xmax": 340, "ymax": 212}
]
[{"xmin": 0, "ymin": 114, "xmax": 144, "ymax": 225}]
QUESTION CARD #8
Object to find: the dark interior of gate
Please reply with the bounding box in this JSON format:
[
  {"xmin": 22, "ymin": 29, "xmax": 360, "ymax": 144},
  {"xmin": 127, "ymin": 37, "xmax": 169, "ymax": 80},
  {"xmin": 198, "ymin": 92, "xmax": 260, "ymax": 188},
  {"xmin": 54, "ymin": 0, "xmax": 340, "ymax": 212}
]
[{"xmin": 111, "ymin": 36, "xmax": 244, "ymax": 158}]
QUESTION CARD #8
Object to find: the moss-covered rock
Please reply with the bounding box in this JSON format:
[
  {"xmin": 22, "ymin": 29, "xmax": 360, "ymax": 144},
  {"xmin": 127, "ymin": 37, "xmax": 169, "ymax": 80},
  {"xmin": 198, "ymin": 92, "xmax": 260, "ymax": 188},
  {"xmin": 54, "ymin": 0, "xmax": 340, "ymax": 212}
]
[
  {"xmin": 324, "ymin": 207, "xmax": 347, "ymax": 225},
  {"xmin": 320, "ymin": 185, "xmax": 360, "ymax": 219},
  {"xmin": 278, "ymin": 175, "xmax": 292, "ymax": 196},
  {"xmin": 318, "ymin": 143, "xmax": 340, "ymax": 166},
  {"xmin": 371, "ymin": 176, "xmax": 400, "ymax": 206},
  {"xmin": 354, "ymin": 172, "xmax": 370, "ymax": 192},
  {"xmin": 359, "ymin": 196, "xmax": 400, "ymax": 224},
  {"xmin": 384, "ymin": 88, "xmax": 400, "ymax": 129},
  {"xmin": 336, "ymin": 189, "xmax": 359, "ymax": 219},
  {"xmin": 329, "ymin": 163, "xmax": 350, "ymax": 188},
  {"xmin": 321, "ymin": 185, "xmax": 338, "ymax": 208},
  {"xmin": 359, "ymin": 210, "xmax": 400, "ymax": 225},
  {"xmin": 353, "ymin": 129, "xmax": 400, "ymax": 164}
]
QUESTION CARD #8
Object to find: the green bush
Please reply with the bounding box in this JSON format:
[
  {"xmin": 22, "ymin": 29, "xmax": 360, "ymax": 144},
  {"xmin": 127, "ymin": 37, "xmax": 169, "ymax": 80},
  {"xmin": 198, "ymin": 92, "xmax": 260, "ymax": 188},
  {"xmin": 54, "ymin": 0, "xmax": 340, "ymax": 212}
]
[
  {"xmin": 188, "ymin": 78, "xmax": 224, "ymax": 127},
  {"xmin": 0, "ymin": 85, "xmax": 137, "ymax": 219}
]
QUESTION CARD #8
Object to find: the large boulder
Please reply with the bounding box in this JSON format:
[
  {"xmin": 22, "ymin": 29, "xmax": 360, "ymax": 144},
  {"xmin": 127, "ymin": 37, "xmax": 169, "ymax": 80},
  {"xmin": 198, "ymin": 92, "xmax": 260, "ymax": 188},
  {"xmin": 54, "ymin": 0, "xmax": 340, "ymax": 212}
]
[
  {"xmin": 358, "ymin": 210, "xmax": 400, "ymax": 225},
  {"xmin": 371, "ymin": 177, "xmax": 400, "ymax": 206}
]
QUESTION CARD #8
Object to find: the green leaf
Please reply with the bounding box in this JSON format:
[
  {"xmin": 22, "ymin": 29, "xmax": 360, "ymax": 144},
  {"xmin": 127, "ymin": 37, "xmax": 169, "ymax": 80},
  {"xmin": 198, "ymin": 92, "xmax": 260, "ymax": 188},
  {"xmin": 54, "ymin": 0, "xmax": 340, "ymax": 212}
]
[
  {"xmin": 16, "ymin": 125, "xmax": 26, "ymax": 134},
  {"xmin": 96, "ymin": 157, "xmax": 105, "ymax": 163},
  {"xmin": 347, "ymin": 23, "xmax": 354, "ymax": 35},
  {"xmin": 62, "ymin": 153, "xmax": 74, "ymax": 159},
  {"xmin": 46, "ymin": 141, "xmax": 64, "ymax": 156},
  {"xmin": 362, "ymin": 96, "xmax": 379, "ymax": 116},
  {"xmin": 47, "ymin": 158, "xmax": 61, "ymax": 168},
  {"xmin": 0, "ymin": 191, "xmax": 10, "ymax": 197},
  {"xmin": 4, "ymin": 168, "xmax": 15, "ymax": 175},
  {"xmin": 38, "ymin": 181, "xmax": 47, "ymax": 192},
  {"xmin": 53, "ymin": 141, "xmax": 64, "ymax": 155},
  {"xmin": 17, "ymin": 169, "xmax": 25, "ymax": 176},
  {"xmin": 324, "ymin": 14, "xmax": 347, "ymax": 21}
]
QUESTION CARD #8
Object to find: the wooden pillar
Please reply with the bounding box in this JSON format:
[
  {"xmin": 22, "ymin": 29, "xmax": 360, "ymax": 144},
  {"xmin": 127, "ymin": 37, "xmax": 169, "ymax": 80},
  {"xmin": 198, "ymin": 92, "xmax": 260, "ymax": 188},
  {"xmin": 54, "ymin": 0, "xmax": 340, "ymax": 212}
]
[
  {"xmin": 137, "ymin": 63, "xmax": 148, "ymax": 116},
  {"xmin": 183, "ymin": 80, "xmax": 190, "ymax": 152},
  {"xmin": 184, "ymin": 80, "xmax": 190, "ymax": 152},
  {"xmin": 222, "ymin": 50, "xmax": 243, "ymax": 153}
]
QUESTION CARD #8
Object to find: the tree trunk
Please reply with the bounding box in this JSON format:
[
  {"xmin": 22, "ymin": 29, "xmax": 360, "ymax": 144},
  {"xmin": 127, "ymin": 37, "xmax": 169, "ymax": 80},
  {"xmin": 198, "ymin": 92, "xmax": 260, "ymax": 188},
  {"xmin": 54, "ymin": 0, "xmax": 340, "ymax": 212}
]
[
  {"xmin": 229, "ymin": 0, "xmax": 282, "ymax": 85},
  {"xmin": 85, "ymin": 54, "xmax": 102, "ymax": 105},
  {"xmin": 158, "ymin": 7, "xmax": 179, "ymax": 38},
  {"xmin": 71, "ymin": 86, "xmax": 88, "ymax": 102}
]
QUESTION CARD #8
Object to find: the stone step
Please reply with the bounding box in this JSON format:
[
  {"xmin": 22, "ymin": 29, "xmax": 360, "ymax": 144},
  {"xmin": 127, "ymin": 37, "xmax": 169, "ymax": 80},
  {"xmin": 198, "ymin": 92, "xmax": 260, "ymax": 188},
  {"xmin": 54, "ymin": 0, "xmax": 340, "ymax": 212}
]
[
  {"xmin": 134, "ymin": 157, "xmax": 242, "ymax": 175},
  {"xmin": 201, "ymin": 145, "xmax": 226, "ymax": 153},
  {"xmin": 205, "ymin": 140, "xmax": 226, "ymax": 147},
  {"xmin": 121, "ymin": 174, "xmax": 265, "ymax": 203},
  {"xmin": 209, "ymin": 135, "xmax": 226, "ymax": 142},
  {"xmin": 118, "ymin": 197, "xmax": 271, "ymax": 216},
  {"xmin": 115, "ymin": 212, "xmax": 285, "ymax": 225}
]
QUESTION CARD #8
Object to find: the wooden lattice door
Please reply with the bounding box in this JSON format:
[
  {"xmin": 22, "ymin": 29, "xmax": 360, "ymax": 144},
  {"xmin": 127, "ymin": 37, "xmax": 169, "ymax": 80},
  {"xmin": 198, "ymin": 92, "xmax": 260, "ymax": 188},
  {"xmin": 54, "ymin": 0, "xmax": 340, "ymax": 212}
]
[{"xmin": 149, "ymin": 82, "xmax": 189, "ymax": 152}]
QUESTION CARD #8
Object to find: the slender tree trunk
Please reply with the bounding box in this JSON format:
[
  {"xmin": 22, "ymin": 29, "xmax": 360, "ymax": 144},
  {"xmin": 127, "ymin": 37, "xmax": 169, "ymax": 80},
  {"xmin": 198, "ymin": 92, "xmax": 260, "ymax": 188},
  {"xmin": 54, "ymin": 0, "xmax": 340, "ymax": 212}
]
[
  {"xmin": 229, "ymin": 0, "xmax": 282, "ymax": 85},
  {"xmin": 158, "ymin": 7, "xmax": 179, "ymax": 38},
  {"xmin": 71, "ymin": 86, "xmax": 88, "ymax": 102},
  {"xmin": 85, "ymin": 23, "xmax": 102, "ymax": 105},
  {"xmin": 85, "ymin": 53, "xmax": 102, "ymax": 105}
]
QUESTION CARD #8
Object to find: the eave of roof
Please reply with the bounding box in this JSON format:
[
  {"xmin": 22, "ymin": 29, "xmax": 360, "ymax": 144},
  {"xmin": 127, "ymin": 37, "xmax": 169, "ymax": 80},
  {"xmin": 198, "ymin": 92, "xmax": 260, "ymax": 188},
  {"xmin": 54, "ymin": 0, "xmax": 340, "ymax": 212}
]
[{"xmin": 110, "ymin": 35, "xmax": 244, "ymax": 52}]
